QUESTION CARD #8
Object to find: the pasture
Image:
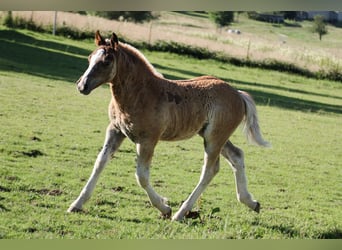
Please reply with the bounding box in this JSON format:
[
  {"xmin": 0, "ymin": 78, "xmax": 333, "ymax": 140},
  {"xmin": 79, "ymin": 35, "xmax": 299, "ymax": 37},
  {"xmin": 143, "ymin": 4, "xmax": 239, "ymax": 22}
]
[{"xmin": 0, "ymin": 27, "xmax": 341, "ymax": 239}]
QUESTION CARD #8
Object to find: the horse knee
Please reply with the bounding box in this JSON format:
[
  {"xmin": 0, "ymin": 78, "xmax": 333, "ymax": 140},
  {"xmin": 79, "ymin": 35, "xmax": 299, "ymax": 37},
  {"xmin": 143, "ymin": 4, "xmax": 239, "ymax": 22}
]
[
  {"xmin": 222, "ymin": 142, "xmax": 245, "ymax": 170},
  {"xmin": 231, "ymin": 147, "xmax": 244, "ymax": 165}
]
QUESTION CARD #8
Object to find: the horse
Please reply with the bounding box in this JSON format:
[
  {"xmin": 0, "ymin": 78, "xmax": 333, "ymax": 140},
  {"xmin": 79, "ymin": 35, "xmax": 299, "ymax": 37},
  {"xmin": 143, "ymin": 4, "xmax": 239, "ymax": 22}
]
[{"xmin": 68, "ymin": 30, "xmax": 270, "ymax": 221}]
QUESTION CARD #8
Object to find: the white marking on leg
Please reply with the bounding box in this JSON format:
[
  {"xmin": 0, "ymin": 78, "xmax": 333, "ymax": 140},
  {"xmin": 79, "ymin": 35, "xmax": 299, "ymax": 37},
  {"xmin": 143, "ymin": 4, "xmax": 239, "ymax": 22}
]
[
  {"xmin": 172, "ymin": 151, "xmax": 220, "ymax": 221},
  {"xmin": 221, "ymin": 141, "xmax": 259, "ymax": 211},
  {"xmin": 67, "ymin": 126, "xmax": 124, "ymax": 212},
  {"xmin": 135, "ymin": 143, "xmax": 171, "ymax": 216}
]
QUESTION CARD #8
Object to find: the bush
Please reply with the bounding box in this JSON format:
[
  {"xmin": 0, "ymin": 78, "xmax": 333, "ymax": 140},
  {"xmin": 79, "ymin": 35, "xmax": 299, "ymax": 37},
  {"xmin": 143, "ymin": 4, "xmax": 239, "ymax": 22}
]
[
  {"xmin": 55, "ymin": 26, "xmax": 93, "ymax": 40},
  {"xmin": 91, "ymin": 11, "xmax": 154, "ymax": 23},
  {"xmin": 317, "ymin": 67, "xmax": 342, "ymax": 81},
  {"xmin": 144, "ymin": 41, "xmax": 216, "ymax": 60},
  {"xmin": 208, "ymin": 12, "xmax": 234, "ymax": 27},
  {"xmin": 3, "ymin": 12, "xmax": 44, "ymax": 32},
  {"xmin": 247, "ymin": 11, "xmax": 260, "ymax": 21},
  {"xmin": 2, "ymin": 13, "xmax": 91, "ymax": 40},
  {"xmin": 3, "ymin": 11, "xmax": 14, "ymax": 27},
  {"xmin": 311, "ymin": 15, "xmax": 328, "ymax": 41}
]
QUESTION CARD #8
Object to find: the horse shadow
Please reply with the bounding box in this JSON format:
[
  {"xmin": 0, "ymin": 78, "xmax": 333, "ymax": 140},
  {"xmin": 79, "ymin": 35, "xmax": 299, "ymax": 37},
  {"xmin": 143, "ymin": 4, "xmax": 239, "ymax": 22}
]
[{"xmin": 0, "ymin": 29, "xmax": 89, "ymax": 82}]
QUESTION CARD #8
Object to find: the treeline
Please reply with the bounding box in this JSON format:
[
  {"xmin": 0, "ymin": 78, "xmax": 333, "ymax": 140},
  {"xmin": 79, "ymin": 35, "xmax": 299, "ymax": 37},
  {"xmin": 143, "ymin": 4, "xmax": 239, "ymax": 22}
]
[
  {"xmin": 75, "ymin": 11, "xmax": 323, "ymax": 26},
  {"xmin": 72, "ymin": 11, "xmax": 155, "ymax": 23}
]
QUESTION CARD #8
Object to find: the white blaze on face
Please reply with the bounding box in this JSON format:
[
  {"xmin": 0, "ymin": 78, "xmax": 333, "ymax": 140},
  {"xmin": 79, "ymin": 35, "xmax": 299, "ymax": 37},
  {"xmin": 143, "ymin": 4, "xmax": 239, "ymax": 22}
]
[{"xmin": 82, "ymin": 49, "xmax": 105, "ymax": 79}]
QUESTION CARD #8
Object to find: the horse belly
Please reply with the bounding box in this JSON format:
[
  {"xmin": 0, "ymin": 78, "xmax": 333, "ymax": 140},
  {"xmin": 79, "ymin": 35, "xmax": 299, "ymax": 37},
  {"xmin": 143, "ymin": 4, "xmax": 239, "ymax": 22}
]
[
  {"xmin": 160, "ymin": 107, "xmax": 206, "ymax": 141},
  {"xmin": 160, "ymin": 127, "xmax": 200, "ymax": 141}
]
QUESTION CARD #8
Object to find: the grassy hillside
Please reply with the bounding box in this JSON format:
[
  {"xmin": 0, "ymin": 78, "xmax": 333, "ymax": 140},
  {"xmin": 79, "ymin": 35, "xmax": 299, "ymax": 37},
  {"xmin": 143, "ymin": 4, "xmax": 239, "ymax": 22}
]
[{"xmin": 0, "ymin": 27, "xmax": 341, "ymax": 239}]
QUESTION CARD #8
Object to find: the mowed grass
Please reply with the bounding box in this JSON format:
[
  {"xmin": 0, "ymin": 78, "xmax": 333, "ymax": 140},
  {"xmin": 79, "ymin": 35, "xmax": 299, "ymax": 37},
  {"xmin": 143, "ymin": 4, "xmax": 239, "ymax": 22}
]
[{"xmin": 0, "ymin": 27, "xmax": 341, "ymax": 239}]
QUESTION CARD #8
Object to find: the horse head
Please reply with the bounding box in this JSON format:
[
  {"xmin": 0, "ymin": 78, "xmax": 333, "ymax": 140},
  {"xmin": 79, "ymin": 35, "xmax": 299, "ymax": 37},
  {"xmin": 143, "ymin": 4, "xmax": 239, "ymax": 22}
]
[{"xmin": 76, "ymin": 31, "xmax": 118, "ymax": 95}]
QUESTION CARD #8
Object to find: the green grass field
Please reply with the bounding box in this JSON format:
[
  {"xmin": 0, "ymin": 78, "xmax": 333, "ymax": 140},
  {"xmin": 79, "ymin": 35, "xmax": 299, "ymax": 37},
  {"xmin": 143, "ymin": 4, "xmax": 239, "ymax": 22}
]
[{"xmin": 0, "ymin": 27, "xmax": 341, "ymax": 239}]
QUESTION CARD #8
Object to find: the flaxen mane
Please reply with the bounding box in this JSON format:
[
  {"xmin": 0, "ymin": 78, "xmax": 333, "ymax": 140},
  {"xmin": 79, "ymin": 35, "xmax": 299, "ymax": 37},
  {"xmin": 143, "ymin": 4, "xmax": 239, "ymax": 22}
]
[{"xmin": 118, "ymin": 42, "xmax": 163, "ymax": 78}]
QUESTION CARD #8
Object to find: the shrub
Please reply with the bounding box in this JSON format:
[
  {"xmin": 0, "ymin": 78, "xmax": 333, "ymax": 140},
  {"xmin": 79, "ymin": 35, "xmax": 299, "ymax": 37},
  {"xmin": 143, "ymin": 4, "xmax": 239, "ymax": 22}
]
[
  {"xmin": 55, "ymin": 26, "xmax": 93, "ymax": 40},
  {"xmin": 144, "ymin": 41, "xmax": 216, "ymax": 60},
  {"xmin": 311, "ymin": 15, "xmax": 328, "ymax": 41},
  {"xmin": 3, "ymin": 12, "xmax": 44, "ymax": 32},
  {"xmin": 317, "ymin": 67, "xmax": 342, "ymax": 81},
  {"xmin": 91, "ymin": 11, "xmax": 155, "ymax": 23},
  {"xmin": 3, "ymin": 11, "xmax": 14, "ymax": 27},
  {"xmin": 208, "ymin": 12, "xmax": 234, "ymax": 27}
]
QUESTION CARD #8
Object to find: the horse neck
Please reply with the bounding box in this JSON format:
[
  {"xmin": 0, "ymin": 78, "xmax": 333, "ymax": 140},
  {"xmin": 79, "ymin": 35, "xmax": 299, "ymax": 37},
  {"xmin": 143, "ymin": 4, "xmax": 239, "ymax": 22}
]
[
  {"xmin": 117, "ymin": 45, "xmax": 156, "ymax": 83},
  {"xmin": 110, "ymin": 45, "xmax": 158, "ymax": 109}
]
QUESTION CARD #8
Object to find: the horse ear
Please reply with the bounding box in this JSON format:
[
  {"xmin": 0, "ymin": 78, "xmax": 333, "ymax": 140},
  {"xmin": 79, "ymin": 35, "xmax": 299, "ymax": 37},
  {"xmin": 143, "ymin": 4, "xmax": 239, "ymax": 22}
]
[
  {"xmin": 95, "ymin": 30, "xmax": 106, "ymax": 46},
  {"xmin": 110, "ymin": 33, "xmax": 119, "ymax": 50}
]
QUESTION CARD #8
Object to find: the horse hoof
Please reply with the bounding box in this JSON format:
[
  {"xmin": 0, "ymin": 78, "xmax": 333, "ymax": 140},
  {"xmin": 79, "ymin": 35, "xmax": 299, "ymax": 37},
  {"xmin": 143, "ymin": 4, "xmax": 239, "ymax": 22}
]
[
  {"xmin": 185, "ymin": 210, "xmax": 201, "ymax": 219},
  {"xmin": 254, "ymin": 202, "xmax": 261, "ymax": 213},
  {"xmin": 161, "ymin": 208, "xmax": 172, "ymax": 219},
  {"xmin": 171, "ymin": 215, "xmax": 183, "ymax": 222},
  {"xmin": 171, "ymin": 211, "xmax": 185, "ymax": 222},
  {"xmin": 67, "ymin": 206, "xmax": 83, "ymax": 213}
]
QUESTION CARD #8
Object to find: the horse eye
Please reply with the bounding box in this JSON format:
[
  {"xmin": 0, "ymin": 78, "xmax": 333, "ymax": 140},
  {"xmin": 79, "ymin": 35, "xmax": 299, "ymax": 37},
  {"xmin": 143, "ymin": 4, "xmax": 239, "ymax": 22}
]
[
  {"xmin": 103, "ymin": 60, "xmax": 111, "ymax": 66},
  {"xmin": 103, "ymin": 56, "xmax": 113, "ymax": 66}
]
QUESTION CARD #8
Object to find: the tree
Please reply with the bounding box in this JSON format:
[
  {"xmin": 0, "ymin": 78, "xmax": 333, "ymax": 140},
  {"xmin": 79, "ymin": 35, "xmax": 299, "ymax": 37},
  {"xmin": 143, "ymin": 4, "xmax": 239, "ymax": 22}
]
[
  {"xmin": 3, "ymin": 11, "xmax": 14, "ymax": 27},
  {"xmin": 311, "ymin": 15, "xmax": 328, "ymax": 41},
  {"xmin": 92, "ymin": 11, "xmax": 154, "ymax": 23},
  {"xmin": 280, "ymin": 11, "xmax": 299, "ymax": 20},
  {"xmin": 209, "ymin": 12, "xmax": 234, "ymax": 28}
]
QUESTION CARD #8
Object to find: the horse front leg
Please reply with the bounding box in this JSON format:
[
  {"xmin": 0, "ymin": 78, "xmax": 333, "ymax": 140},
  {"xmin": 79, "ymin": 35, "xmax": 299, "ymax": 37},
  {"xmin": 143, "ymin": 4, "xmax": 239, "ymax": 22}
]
[
  {"xmin": 67, "ymin": 124, "xmax": 125, "ymax": 212},
  {"xmin": 172, "ymin": 141, "xmax": 221, "ymax": 221},
  {"xmin": 135, "ymin": 142, "xmax": 172, "ymax": 218}
]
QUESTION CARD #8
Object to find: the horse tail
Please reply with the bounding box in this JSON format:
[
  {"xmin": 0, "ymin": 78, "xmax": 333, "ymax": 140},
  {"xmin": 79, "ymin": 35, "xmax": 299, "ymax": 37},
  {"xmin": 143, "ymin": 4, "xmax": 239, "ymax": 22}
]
[{"xmin": 238, "ymin": 90, "xmax": 271, "ymax": 147}]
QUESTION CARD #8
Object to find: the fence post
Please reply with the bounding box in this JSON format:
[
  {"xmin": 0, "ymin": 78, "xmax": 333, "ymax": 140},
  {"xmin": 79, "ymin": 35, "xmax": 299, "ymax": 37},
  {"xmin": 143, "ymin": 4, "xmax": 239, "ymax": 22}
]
[
  {"xmin": 53, "ymin": 11, "xmax": 57, "ymax": 36},
  {"xmin": 246, "ymin": 39, "xmax": 251, "ymax": 61},
  {"xmin": 148, "ymin": 22, "xmax": 153, "ymax": 45}
]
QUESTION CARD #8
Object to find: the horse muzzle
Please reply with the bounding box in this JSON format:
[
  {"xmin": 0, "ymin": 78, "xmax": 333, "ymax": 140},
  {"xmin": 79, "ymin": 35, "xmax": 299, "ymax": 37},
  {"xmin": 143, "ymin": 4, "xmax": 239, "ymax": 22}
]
[{"xmin": 76, "ymin": 76, "xmax": 91, "ymax": 95}]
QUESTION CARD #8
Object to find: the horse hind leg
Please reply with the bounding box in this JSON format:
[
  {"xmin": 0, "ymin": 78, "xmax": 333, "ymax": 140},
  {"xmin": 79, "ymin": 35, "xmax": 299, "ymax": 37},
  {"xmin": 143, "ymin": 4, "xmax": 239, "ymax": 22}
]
[
  {"xmin": 221, "ymin": 141, "xmax": 260, "ymax": 213},
  {"xmin": 67, "ymin": 125, "xmax": 125, "ymax": 212}
]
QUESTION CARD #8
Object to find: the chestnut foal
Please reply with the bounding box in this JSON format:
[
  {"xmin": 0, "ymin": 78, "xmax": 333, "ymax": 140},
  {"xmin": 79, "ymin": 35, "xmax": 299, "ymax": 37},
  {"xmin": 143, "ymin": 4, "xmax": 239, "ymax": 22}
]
[{"xmin": 68, "ymin": 31, "xmax": 270, "ymax": 221}]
